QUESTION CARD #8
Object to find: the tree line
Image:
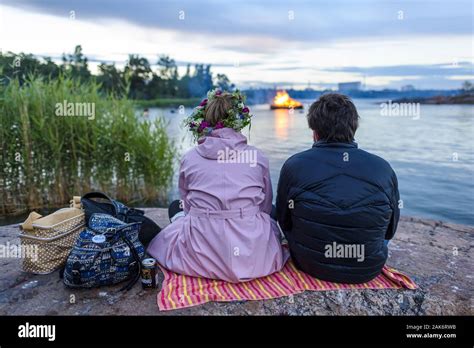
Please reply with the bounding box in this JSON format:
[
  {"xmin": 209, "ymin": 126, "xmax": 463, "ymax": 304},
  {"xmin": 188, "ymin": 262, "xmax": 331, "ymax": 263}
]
[{"xmin": 0, "ymin": 45, "xmax": 235, "ymax": 100}]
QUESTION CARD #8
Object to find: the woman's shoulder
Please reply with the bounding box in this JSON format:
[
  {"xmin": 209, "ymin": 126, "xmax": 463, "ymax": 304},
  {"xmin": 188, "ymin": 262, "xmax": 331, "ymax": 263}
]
[
  {"xmin": 180, "ymin": 147, "xmax": 200, "ymax": 164},
  {"xmin": 245, "ymin": 145, "xmax": 270, "ymax": 167}
]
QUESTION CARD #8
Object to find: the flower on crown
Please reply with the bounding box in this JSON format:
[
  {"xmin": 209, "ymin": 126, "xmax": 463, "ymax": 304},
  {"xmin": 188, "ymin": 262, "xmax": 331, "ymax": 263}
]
[{"xmin": 183, "ymin": 89, "xmax": 253, "ymax": 141}]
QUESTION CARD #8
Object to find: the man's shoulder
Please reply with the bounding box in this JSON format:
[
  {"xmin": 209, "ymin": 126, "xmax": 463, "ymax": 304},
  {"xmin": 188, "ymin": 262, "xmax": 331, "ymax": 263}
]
[
  {"xmin": 356, "ymin": 148, "xmax": 394, "ymax": 173},
  {"xmin": 282, "ymin": 146, "xmax": 395, "ymax": 176},
  {"xmin": 282, "ymin": 148, "xmax": 314, "ymax": 170}
]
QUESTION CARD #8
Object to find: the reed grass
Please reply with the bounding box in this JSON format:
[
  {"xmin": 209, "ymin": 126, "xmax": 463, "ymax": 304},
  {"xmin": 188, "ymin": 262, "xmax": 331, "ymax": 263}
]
[{"xmin": 0, "ymin": 75, "xmax": 176, "ymax": 215}]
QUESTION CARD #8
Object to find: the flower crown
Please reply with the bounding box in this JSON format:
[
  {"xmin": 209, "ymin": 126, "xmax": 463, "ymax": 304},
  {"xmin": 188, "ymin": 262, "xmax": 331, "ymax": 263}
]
[{"xmin": 184, "ymin": 89, "xmax": 252, "ymax": 141}]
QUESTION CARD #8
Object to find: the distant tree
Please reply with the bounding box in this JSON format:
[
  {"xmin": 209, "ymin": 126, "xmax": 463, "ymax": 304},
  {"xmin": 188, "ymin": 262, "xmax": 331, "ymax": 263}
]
[
  {"xmin": 157, "ymin": 55, "xmax": 177, "ymax": 79},
  {"xmin": 124, "ymin": 54, "xmax": 152, "ymax": 99},
  {"xmin": 0, "ymin": 52, "xmax": 45, "ymax": 85},
  {"xmin": 61, "ymin": 45, "xmax": 91, "ymax": 82},
  {"xmin": 156, "ymin": 55, "xmax": 179, "ymax": 97},
  {"xmin": 461, "ymin": 81, "xmax": 474, "ymax": 94},
  {"xmin": 0, "ymin": 52, "xmax": 63, "ymax": 86},
  {"xmin": 38, "ymin": 57, "xmax": 61, "ymax": 80},
  {"xmin": 215, "ymin": 73, "xmax": 235, "ymax": 91},
  {"xmin": 97, "ymin": 63, "xmax": 126, "ymax": 97},
  {"xmin": 146, "ymin": 73, "xmax": 164, "ymax": 98},
  {"xmin": 0, "ymin": 47, "xmax": 236, "ymax": 101},
  {"xmin": 187, "ymin": 64, "xmax": 213, "ymax": 97},
  {"xmin": 176, "ymin": 64, "xmax": 192, "ymax": 98}
]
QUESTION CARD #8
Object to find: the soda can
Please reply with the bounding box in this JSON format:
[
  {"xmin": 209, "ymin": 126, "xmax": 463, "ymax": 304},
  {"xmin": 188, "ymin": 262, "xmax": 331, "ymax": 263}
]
[{"xmin": 141, "ymin": 258, "xmax": 157, "ymax": 289}]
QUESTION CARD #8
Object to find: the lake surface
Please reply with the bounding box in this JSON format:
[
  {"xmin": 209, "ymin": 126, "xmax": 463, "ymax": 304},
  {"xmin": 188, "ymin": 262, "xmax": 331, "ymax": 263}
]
[{"xmin": 149, "ymin": 98, "xmax": 474, "ymax": 226}]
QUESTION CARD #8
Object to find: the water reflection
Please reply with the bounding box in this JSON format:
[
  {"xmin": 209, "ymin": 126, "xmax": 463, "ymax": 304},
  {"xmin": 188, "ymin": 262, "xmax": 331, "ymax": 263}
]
[{"xmin": 273, "ymin": 109, "xmax": 297, "ymax": 140}]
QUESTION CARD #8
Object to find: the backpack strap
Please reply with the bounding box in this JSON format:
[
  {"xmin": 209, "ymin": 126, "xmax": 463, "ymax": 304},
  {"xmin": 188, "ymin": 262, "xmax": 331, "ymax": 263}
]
[
  {"xmin": 114, "ymin": 201, "xmax": 131, "ymax": 221},
  {"xmin": 118, "ymin": 236, "xmax": 142, "ymax": 292},
  {"xmin": 82, "ymin": 191, "xmax": 130, "ymax": 219},
  {"xmin": 82, "ymin": 191, "xmax": 115, "ymax": 202},
  {"xmin": 71, "ymin": 261, "xmax": 82, "ymax": 285}
]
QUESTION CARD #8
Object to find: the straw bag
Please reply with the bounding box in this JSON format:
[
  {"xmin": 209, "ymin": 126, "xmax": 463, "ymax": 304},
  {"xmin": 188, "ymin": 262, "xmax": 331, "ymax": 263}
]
[{"xmin": 19, "ymin": 205, "xmax": 85, "ymax": 274}]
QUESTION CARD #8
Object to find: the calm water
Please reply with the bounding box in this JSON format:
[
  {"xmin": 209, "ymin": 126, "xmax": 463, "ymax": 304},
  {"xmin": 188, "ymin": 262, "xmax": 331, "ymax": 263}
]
[{"xmin": 150, "ymin": 98, "xmax": 474, "ymax": 226}]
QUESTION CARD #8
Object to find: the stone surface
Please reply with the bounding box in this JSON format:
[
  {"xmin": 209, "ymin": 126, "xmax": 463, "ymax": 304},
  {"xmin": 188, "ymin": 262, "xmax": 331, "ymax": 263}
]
[{"xmin": 0, "ymin": 209, "xmax": 472, "ymax": 316}]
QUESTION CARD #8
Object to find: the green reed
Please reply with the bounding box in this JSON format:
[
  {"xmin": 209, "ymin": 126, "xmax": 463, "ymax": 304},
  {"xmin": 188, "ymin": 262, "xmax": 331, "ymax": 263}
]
[{"xmin": 0, "ymin": 76, "xmax": 177, "ymax": 215}]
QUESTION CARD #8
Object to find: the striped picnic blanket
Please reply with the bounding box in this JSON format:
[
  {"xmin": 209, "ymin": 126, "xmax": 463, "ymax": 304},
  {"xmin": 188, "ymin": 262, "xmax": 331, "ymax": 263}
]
[{"xmin": 157, "ymin": 260, "xmax": 417, "ymax": 311}]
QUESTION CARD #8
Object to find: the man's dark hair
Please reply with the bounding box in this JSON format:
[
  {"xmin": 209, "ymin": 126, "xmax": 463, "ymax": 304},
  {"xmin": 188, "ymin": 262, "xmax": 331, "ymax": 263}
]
[{"xmin": 307, "ymin": 93, "xmax": 359, "ymax": 143}]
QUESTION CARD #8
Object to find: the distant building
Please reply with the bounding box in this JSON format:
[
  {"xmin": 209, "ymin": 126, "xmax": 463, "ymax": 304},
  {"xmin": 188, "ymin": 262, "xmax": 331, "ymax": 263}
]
[
  {"xmin": 401, "ymin": 84, "xmax": 415, "ymax": 91},
  {"xmin": 338, "ymin": 81, "xmax": 362, "ymax": 93}
]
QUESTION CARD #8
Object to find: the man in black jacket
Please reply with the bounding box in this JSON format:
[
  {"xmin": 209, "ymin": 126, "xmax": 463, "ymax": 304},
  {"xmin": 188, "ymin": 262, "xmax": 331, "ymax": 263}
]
[{"xmin": 276, "ymin": 93, "xmax": 400, "ymax": 283}]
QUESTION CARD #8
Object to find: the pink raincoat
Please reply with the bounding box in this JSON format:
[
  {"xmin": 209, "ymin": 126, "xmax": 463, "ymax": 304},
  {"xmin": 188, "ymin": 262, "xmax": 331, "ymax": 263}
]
[{"xmin": 147, "ymin": 128, "xmax": 289, "ymax": 282}]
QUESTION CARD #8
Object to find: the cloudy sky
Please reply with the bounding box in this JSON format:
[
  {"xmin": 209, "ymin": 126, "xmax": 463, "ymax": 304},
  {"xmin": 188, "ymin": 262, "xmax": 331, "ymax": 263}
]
[{"xmin": 0, "ymin": 0, "xmax": 472, "ymax": 89}]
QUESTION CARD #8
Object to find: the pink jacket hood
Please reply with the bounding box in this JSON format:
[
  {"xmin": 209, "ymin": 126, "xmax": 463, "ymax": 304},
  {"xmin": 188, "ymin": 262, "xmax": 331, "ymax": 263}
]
[{"xmin": 196, "ymin": 128, "xmax": 249, "ymax": 160}]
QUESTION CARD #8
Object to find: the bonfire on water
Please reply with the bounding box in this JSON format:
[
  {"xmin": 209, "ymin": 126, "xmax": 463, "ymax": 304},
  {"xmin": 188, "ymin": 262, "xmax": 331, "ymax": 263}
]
[{"xmin": 270, "ymin": 90, "xmax": 303, "ymax": 109}]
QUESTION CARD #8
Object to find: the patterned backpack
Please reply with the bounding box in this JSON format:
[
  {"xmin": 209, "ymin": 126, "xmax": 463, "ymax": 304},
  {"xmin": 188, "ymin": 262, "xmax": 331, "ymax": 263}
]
[
  {"xmin": 63, "ymin": 213, "xmax": 145, "ymax": 290},
  {"xmin": 80, "ymin": 191, "xmax": 161, "ymax": 247}
]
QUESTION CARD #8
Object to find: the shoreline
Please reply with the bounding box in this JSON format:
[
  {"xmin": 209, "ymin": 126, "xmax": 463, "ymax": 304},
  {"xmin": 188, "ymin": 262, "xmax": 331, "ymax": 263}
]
[
  {"xmin": 134, "ymin": 97, "xmax": 201, "ymax": 108},
  {"xmin": 391, "ymin": 94, "xmax": 474, "ymax": 105}
]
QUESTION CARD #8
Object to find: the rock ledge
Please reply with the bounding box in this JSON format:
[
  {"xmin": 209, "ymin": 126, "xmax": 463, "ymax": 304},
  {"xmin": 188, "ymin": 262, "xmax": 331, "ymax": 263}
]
[{"xmin": 0, "ymin": 209, "xmax": 472, "ymax": 315}]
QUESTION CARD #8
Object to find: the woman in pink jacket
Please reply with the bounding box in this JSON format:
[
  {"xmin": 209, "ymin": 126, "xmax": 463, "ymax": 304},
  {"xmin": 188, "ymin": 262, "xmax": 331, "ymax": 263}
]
[{"xmin": 147, "ymin": 89, "xmax": 289, "ymax": 282}]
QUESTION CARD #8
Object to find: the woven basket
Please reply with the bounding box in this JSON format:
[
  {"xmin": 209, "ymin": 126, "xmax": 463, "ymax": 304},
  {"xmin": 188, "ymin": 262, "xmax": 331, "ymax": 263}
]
[{"xmin": 20, "ymin": 207, "xmax": 85, "ymax": 274}]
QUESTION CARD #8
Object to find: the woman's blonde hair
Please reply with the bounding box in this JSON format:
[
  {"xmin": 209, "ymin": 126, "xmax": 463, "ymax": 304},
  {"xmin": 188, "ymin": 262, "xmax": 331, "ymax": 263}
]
[{"xmin": 204, "ymin": 92, "xmax": 233, "ymax": 125}]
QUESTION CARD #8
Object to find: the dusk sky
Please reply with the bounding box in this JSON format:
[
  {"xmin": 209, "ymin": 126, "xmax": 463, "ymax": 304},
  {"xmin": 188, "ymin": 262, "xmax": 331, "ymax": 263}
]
[{"xmin": 0, "ymin": 0, "xmax": 472, "ymax": 90}]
